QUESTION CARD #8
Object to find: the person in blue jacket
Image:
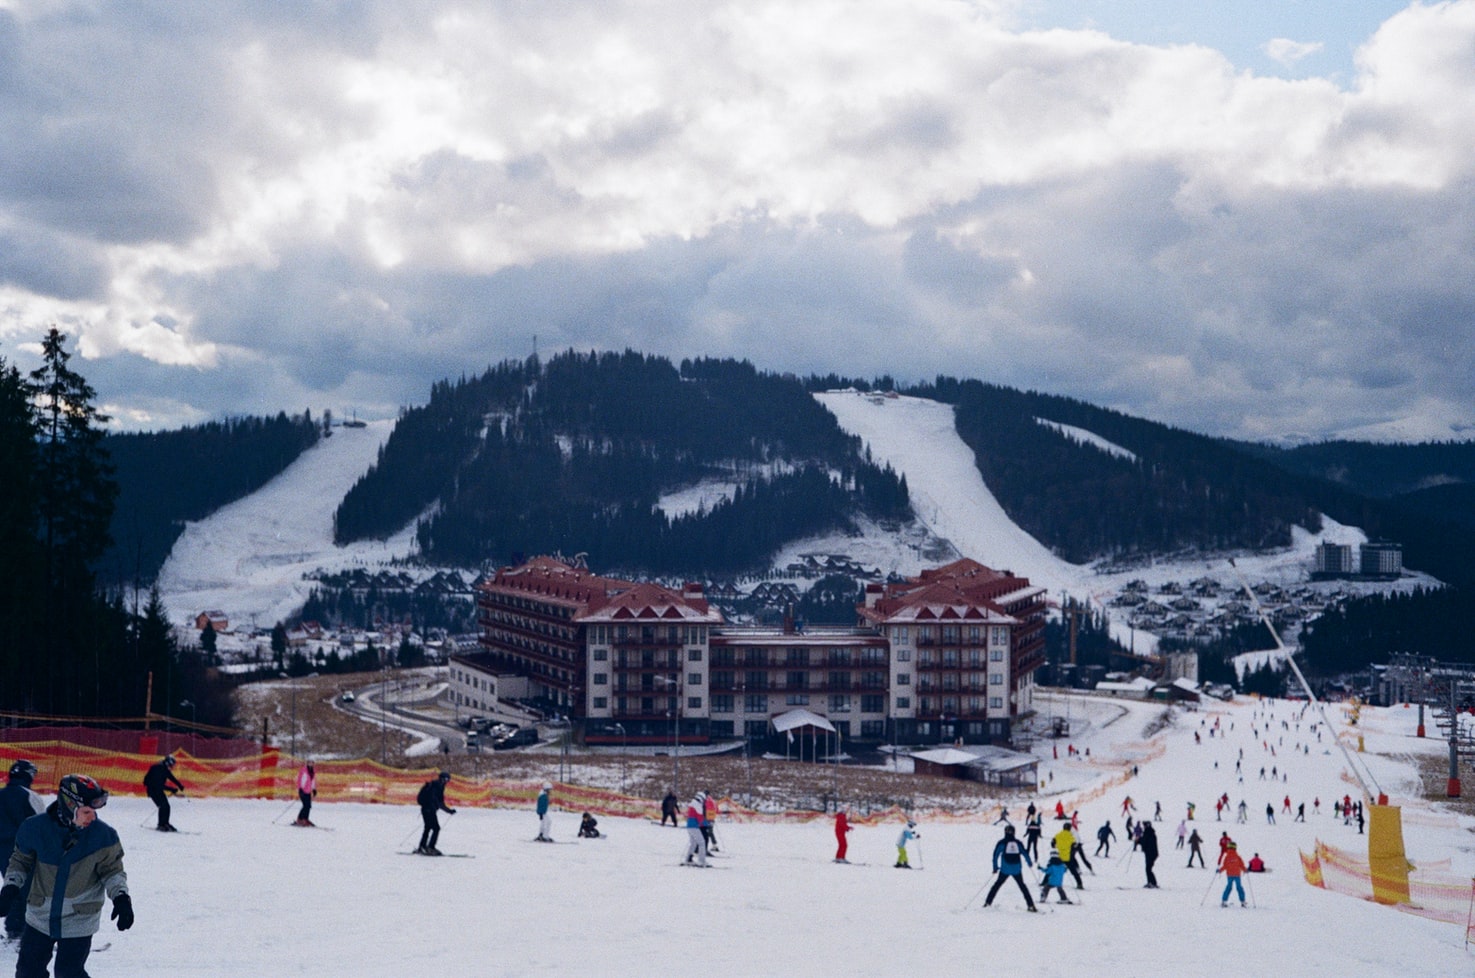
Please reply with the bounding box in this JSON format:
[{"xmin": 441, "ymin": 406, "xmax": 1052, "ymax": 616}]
[
  {"xmin": 535, "ymin": 783, "xmax": 554, "ymax": 842},
  {"xmin": 1039, "ymin": 846, "xmax": 1073, "ymax": 904},
  {"xmin": 0, "ymin": 774, "xmax": 133, "ymax": 977},
  {"xmin": 983, "ymin": 824, "xmax": 1037, "ymax": 911},
  {"xmin": 0, "ymin": 760, "xmax": 46, "ymax": 942}
]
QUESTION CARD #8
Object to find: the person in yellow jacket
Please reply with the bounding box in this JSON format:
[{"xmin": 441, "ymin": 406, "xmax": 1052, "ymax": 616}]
[{"xmin": 1052, "ymin": 823, "xmax": 1085, "ymax": 889}]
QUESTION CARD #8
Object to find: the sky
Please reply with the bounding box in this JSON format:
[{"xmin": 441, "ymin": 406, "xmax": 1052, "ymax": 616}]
[
  {"xmin": 1, "ymin": 0, "xmax": 1473, "ymax": 443},
  {"xmin": 5, "ymin": 693, "xmax": 1471, "ymax": 976}
]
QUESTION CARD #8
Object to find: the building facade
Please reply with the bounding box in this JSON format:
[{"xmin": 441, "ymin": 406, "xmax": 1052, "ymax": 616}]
[{"xmin": 473, "ymin": 555, "xmax": 1047, "ymax": 747}]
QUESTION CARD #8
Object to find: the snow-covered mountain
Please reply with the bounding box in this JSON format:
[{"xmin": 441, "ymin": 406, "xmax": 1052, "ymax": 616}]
[{"xmin": 156, "ymin": 393, "xmax": 1433, "ymax": 640}]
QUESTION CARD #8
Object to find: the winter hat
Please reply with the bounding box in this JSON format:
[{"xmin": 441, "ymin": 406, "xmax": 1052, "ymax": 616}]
[
  {"xmin": 1003, "ymin": 824, "xmax": 1015, "ymax": 836},
  {"xmin": 438, "ymin": 770, "xmax": 451, "ymax": 781},
  {"xmin": 1226, "ymin": 841, "xmax": 1238, "ymax": 850},
  {"xmin": 542, "ymin": 782, "xmax": 552, "ymax": 791}
]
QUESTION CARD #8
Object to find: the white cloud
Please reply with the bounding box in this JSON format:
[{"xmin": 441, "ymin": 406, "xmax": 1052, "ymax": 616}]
[
  {"xmin": 0, "ymin": 0, "xmax": 1472, "ymax": 441},
  {"xmin": 1263, "ymin": 37, "xmax": 1323, "ymax": 68}
]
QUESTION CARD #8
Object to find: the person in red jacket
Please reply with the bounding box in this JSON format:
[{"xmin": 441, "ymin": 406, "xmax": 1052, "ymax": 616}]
[
  {"xmin": 1219, "ymin": 842, "xmax": 1247, "ymax": 906},
  {"xmin": 1216, "ymin": 831, "xmax": 1233, "ymax": 868},
  {"xmin": 1247, "ymin": 852, "xmax": 1266, "ymax": 872},
  {"xmin": 834, "ymin": 810, "xmax": 852, "ymax": 863}
]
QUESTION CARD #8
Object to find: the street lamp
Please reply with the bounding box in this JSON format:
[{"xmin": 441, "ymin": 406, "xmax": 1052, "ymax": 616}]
[
  {"xmin": 613, "ymin": 723, "xmax": 627, "ymax": 795},
  {"xmin": 180, "ymin": 699, "xmax": 196, "ymax": 757},
  {"xmin": 656, "ymin": 674, "xmax": 681, "ymax": 798}
]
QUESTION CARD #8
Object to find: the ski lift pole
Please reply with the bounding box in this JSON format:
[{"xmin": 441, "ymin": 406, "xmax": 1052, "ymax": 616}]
[{"xmin": 1227, "ymin": 559, "xmax": 1382, "ymax": 801}]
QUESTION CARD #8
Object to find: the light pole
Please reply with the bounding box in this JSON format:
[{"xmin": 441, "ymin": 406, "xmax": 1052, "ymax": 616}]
[
  {"xmin": 180, "ymin": 699, "xmax": 196, "ymax": 757},
  {"xmin": 657, "ymin": 674, "xmax": 681, "ymax": 798},
  {"xmin": 612, "ymin": 723, "xmax": 627, "ymax": 795}
]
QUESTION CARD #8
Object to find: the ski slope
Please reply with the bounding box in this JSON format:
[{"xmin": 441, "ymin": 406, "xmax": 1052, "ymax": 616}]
[
  {"xmin": 13, "ymin": 693, "xmax": 1470, "ymax": 977},
  {"xmin": 155, "ymin": 420, "xmax": 416, "ymax": 631}
]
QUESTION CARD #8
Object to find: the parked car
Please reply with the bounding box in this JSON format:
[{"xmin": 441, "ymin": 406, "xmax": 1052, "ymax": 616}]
[
  {"xmin": 492, "ymin": 728, "xmax": 539, "ymax": 750},
  {"xmin": 465, "ymin": 730, "xmax": 480, "ymax": 751},
  {"xmin": 339, "ymin": 691, "xmax": 355, "ymax": 703}
]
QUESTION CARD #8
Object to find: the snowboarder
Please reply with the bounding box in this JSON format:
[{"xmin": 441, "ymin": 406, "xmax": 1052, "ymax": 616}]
[
  {"xmin": 1186, "ymin": 828, "xmax": 1205, "ymax": 867},
  {"xmin": 660, "ymin": 790, "xmax": 679, "ymax": 827},
  {"xmin": 578, "ymin": 812, "xmax": 600, "ymax": 838},
  {"xmin": 416, "ymin": 771, "xmax": 456, "ymax": 855},
  {"xmin": 1039, "ymin": 847, "xmax": 1073, "ymax": 904},
  {"xmin": 536, "ymin": 783, "xmax": 554, "ymax": 841},
  {"xmin": 895, "ymin": 821, "xmax": 919, "ymax": 868},
  {"xmin": 1094, "ymin": 820, "xmax": 1115, "ymax": 857},
  {"xmin": 1139, "ymin": 821, "xmax": 1160, "ymax": 888},
  {"xmin": 294, "ymin": 760, "xmax": 317, "ymax": 826},
  {"xmin": 0, "ymin": 761, "xmax": 46, "ymax": 943},
  {"xmin": 1219, "ymin": 842, "xmax": 1248, "ymax": 906},
  {"xmin": 982, "ymin": 825, "xmax": 1036, "ymax": 911},
  {"xmin": 0, "ymin": 774, "xmax": 133, "ymax": 975},
  {"xmin": 834, "ymin": 810, "xmax": 852, "ymax": 863},
  {"xmin": 683, "ymin": 794, "xmax": 708, "ymax": 867},
  {"xmin": 142, "ymin": 755, "xmax": 185, "ymax": 832}
]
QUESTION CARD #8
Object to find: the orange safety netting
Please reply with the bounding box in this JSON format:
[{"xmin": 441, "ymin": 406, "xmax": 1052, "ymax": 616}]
[{"xmin": 1300, "ymin": 839, "xmax": 1475, "ymax": 936}]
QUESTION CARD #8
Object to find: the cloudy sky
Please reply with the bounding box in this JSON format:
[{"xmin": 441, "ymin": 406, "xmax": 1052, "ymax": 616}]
[{"xmin": 1, "ymin": 0, "xmax": 1471, "ymax": 443}]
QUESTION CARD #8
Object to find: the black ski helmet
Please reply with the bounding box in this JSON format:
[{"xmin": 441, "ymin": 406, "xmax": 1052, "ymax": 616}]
[
  {"xmin": 1004, "ymin": 823, "xmax": 1016, "ymax": 836},
  {"xmin": 8, "ymin": 759, "xmax": 37, "ymax": 784},
  {"xmin": 57, "ymin": 774, "xmax": 109, "ymax": 825},
  {"xmin": 163, "ymin": 754, "xmax": 177, "ymax": 768},
  {"xmin": 438, "ymin": 770, "xmax": 451, "ymax": 782}
]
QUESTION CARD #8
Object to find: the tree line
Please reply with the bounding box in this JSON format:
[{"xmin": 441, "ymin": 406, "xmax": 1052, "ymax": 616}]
[
  {"xmin": 334, "ymin": 350, "xmax": 909, "ymax": 575},
  {"xmin": 0, "ymin": 331, "xmax": 227, "ymax": 722}
]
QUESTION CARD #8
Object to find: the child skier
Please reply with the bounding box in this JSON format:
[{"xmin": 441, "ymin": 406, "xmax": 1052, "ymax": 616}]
[
  {"xmin": 1039, "ymin": 847, "xmax": 1073, "ymax": 904},
  {"xmin": 834, "ymin": 810, "xmax": 852, "ymax": 863},
  {"xmin": 578, "ymin": 812, "xmax": 600, "ymax": 838},
  {"xmin": 1220, "ymin": 842, "xmax": 1248, "ymax": 906},
  {"xmin": 895, "ymin": 821, "xmax": 919, "ymax": 868},
  {"xmin": 683, "ymin": 794, "xmax": 708, "ymax": 867}
]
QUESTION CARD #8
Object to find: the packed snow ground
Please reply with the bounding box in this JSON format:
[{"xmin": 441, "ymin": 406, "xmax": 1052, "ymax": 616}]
[{"xmin": 12, "ymin": 694, "xmax": 1471, "ymax": 977}]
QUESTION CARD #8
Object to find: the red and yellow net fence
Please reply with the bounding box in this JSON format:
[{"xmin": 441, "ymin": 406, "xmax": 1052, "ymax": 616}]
[{"xmin": 1301, "ymin": 837, "xmax": 1475, "ymax": 938}]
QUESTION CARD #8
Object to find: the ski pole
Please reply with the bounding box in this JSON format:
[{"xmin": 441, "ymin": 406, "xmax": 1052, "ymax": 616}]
[
  {"xmin": 271, "ymin": 799, "xmax": 298, "ymax": 824},
  {"xmin": 1200, "ymin": 869, "xmax": 1221, "ymax": 907},
  {"xmin": 962, "ymin": 880, "xmax": 990, "ymax": 911},
  {"xmin": 914, "ymin": 838, "xmax": 924, "ymax": 870},
  {"xmin": 1244, "ymin": 873, "xmax": 1257, "ymax": 908},
  {"xmin": 397, "ymin": 823, "xmax": 422, "ymax": 850}
]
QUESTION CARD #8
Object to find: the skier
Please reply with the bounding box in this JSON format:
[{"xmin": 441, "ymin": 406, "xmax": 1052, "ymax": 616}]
[
  {"xmin": 142, "ymin": 754, "xmax": 185, "ymax": 832},
  {"xmin": 294, "ymin": 760, "xmax": 317, "ymax": 826},
  {"xmin": 1247, "ymin": 852, "xmax": 1266, "ymax": 872},
  {"xmin": 1153, "ymin": 801, "xmax": 1163, "ymax": 821},
  {"xmin": 834, "ymin": 810, "xmax": 852, "ymax": 863},
  {"xmin": 1053, "ymin": 823, "xmax": 1083, "ymax": 889},
  {"xmin": 536, "ymin": 783, "xmax": 554, "ymax": 842},
  {"xmin": 0, "ymin": 774, "xmax": 133, "ymax": 975},
  {"xmin": 578, "ymin": 812, "xmax": 600, "ymax": 838},
  {"xmin": 1186, "ymin": 828, "xmax": 1205, "ymax": 867},
  {"xmin": 702, "ymin": 790, "xmax": 720, "ymax": 852},
  {"xmin": 683, "ymin": 794, "xmax": 708, "ymax": 867},
  {"xmin": 1094, "ymin": 820, "xmax": 1115, "ymax": 857},
  {"xmin": 895, "ymin": 821, "xmax": 919, "ymax": 869},
  {"xmin": 1139, "ymin": 821, "xmax": 1160, "ymax": 888},
  {"xmin": 1, "ymin": 761, "xmax": 46, "ymax": 943},
  {"xmin": 1219, "ymin": 841, "xmax": 1248, "ymax": 907},
  {"xmin": 1295, "ymin": 802, "xmax": 1306, "ymax": 823},
  {"xmin": 660, "ymin": 790, "xmax": 679, "ymax": 827},
  {"xmin": 415, "ymin": 771, "xmax": 456, "ymax": 855},
  {"xmin": 1038, "ymin": 847, "xmax": 1073, "ymax": 904},
  {"xmin": 1236, "ymin": 800, "xmax": 1248, "ymax": 823},
  {"xmin": 1265, "ymin": 802, "xmax": 1275, "ymax": 825},
  {"xmin": 982, "ymin": 825, "xmax": 1036, "ymax": 911},
  {"xmin": 1024, "ymin": 810, "xmax": 1043, "ymax": 862},
  {"xmin": 1121, "ymin": 795, "xmax": 1135, "ymax": 817}
]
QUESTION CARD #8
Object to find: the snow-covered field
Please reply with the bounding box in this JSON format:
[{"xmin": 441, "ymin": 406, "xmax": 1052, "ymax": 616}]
[{"xmin": 14, "ymin": 693, "xmax": 1471, "ymax": 977}]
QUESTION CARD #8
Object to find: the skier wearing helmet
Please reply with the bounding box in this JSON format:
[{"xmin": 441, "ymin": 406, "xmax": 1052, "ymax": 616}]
[
  {"xmin": 1, "ymin": 761, "xmax": 46, "ymax": 942},
  {"xmin": 415, "ymin": 771, "xmax": 456, "ymax": 855},
  {"xmin": 0, "ymin": 774, "xmax": 132, "ymax": 975},
  {"xmin": 142, "ymin": 754, "xmax": 185, "ymax": 832}
]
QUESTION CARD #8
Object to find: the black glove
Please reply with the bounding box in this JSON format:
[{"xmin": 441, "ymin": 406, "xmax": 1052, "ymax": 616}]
[
  {"xmin": 111, "ymin": 893, "xmax": 134, "ymax": 931},
  {"xmin": 448, "ymin": 808, "xmax": 457, "ymax": 815},
  {"xmin": 0, "ymin": 883, "xmax": 18, "ymax": 916}
]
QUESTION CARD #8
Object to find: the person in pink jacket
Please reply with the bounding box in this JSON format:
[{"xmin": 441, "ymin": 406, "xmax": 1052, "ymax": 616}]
[{"xmin": 294, "ymin": 761, "xmax": 317, "ymax": 827}]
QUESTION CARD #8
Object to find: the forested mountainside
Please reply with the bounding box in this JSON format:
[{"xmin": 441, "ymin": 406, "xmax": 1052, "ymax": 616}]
[
  {"xmin": 100, "ymin": 413, "xmax": 321, "ymax": 585},
  {"xmin": 333, "ymin": 351, "xmax": 909, "ymax": 576},
  {"xmin": 902, "ymin": 377, "xmax": 1323, "ymax": 564},
  {"xmin": 1247, "ymin": 440, "xmax": 1475, "ymax": 498}
]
